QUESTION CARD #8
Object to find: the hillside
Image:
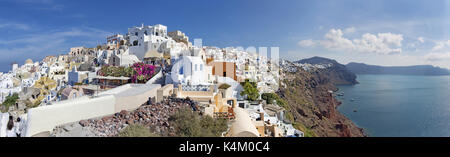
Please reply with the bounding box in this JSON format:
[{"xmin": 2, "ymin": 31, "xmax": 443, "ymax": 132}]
[
  {"xmin": 279, "ymin": 60, "xmax": 366, "ymax": 137},
  {"xmin": 346, "ymin": 62, "xmax": 450, "ymax": 75},
  {"xmin": 295, "ymin": 57, "xmax": 358, "ymax": 85}
]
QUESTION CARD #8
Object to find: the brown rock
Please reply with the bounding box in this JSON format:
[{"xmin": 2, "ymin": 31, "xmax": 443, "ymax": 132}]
[
  {"xmin": 126, "ymin": 120, "xmax": 134, "ymax": 125},
  {"xmin": 102, "ymin": 116, "xmax": 111, "ymax": 122},
  {"xmin": 79, "ymin": 120, "xmax": 88, "ymax": 127}
]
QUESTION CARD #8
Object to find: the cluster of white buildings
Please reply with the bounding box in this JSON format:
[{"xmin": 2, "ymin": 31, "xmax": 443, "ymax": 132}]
[
  {"xmin": 1, "ymin": 23, "xmax": 304, "ymax": 137},
  {"xmin": 0, "ymin": 59, "xmax": 42, "ymax": 103},
  {"xmin": 280, "ymin": 59, "xmax": 334, "ymax": 73},
  {"xmin": 231, "ymin": 99, "xmax": 304, "ymax": 137}
]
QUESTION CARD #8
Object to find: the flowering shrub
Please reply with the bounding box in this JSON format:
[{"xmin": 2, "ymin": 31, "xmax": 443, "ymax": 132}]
[
  {"xmin": 98, "ymin": 65, "xmax": 133, "ymax": 77},
  {"xmin": 130, "ymin": 62, "xmax": 156, "ymax": 83},
  {"xmin": 97, "ymin": 63, "xmax": 156, "ymax": 83}
]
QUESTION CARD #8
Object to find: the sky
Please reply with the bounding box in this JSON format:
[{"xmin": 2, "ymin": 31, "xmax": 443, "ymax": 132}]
[{"xmin": 1, "ymin": 0, "xmax": 450, "ymax": 72}]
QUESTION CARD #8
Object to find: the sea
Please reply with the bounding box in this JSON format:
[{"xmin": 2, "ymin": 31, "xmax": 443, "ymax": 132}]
[{"xmin": 336, "ymin": 74, "xmax": 450, "ymax": 137}]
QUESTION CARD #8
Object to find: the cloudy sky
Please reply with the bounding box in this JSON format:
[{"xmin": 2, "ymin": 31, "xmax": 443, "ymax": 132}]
[{"xmin": 1, "ymin": 0, "xmax": 450, "ymax": 72}]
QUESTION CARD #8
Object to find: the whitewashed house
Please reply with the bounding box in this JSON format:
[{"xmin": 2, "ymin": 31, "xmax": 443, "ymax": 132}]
[
  {"xmin": 128, "ymin": 24, "xmax": 171, "ymax": 60},
  {"xmin": 170, "ymin": 56, "xmax": 211, "ymax": 86},
  {"xmin": 109, "ymin": 49, "xmax": 140, "ymax": 67}
]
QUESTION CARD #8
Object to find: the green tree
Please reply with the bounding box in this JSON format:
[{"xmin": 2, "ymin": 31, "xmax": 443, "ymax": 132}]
[
  {"xmin": 2, "ymin": 93, "xmax": 19, "ymax": 112},
  {"xmin": 261, "ymin": 92, "xmax": 289, "ymax": 109},
  {"xmin": 261, "ymin": 93, "xmax": 279, "ymax": 104},
  {"xmin": 240, "ymin": 79, "xmax": 259, "ymax": 101}
]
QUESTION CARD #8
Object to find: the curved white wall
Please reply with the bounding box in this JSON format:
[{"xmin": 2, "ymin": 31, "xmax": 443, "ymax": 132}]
[
  {"xmin": 25, "ymin": 95, "xmax": 116, "ymax": 137},
  {"xmin": 230, "ymin": 107, "xmax": 259, "ymax": 137}
]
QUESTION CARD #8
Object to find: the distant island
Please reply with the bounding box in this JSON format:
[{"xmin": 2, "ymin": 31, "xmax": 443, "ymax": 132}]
[{"xmin": 346, "ymin": 63, "xmax": 450, "ymax": 76}]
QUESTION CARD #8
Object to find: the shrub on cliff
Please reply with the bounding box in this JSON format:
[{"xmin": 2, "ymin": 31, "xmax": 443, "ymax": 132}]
[
  {"xmin": 261, "ymin": 93, "xmax": 279, "ymax": 104},
  {"xmin": 169, "ymin": 107, "xmax": 228, "ymax": 137},
  {"xmin": 200, "ymin": 115, "xmax": 229, "ymax": 137},
  {"xmin": 117, "ymin": 124, "xmax": 159, "ymax": 137},
  {"xmin": 262, "ymin": 93, "xmax": 290, "ymax": 110},
  {"xmin": 98, "ymin": 65, "xmax": 133, "ymax": 77},
  {"xmin": 293, "ymin": 123, "xmax": 317, "ymax": 137}
]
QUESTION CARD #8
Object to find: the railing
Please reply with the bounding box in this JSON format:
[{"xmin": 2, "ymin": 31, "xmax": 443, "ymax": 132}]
[{"xmin": 181, "ymin": 85, "xmax": 210, "ymax": 91}]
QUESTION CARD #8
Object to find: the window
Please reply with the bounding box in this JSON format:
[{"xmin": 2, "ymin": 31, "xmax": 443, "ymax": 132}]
[
  {"xmin": 179, "ymin": 66, "xmax": 184, "ymax": 75},
  {"xmin": 223, "ymin": 72, "xmax": 226, "ymax": 76},
  {"xmin": 200, "ymin": 64, "xmax": 203, "ymax": 71},
  {"xmin": 195, "ymin": 64, "xmax": 198, "ymax": 71}
]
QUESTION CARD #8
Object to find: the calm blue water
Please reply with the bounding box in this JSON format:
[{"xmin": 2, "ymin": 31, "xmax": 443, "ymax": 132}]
[{"xmin": 337, "ymin": 75, "xmax": 450, "ymax": 137}]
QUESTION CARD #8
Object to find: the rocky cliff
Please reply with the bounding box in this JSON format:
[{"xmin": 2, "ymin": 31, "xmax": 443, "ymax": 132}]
[{"xmin": 279, "ymin": 59, "xmax": 365, "ymax": 137}]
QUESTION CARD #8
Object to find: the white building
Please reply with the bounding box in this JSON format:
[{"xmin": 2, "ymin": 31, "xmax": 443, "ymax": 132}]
[
  {"xmin": 0, "ymin": 74, "xmax": 21, "ymax": 103},
  {"xmin": 159, "ymin": 39, "xmax": 190, "ymax": 62},
  {"xmin": 109, "ymin": 49, "xmax": 140, "ymax": 67},
  {"xmin": 97, "ymin": 50, "xmax": 114, "ymax": 65},
  {"xmin": 12, "ymin": 63, "xmax": 18, "ymax": 73},
  {"xmin": 168, "ymin": 30, "xmax": 192, "ymax": 48},
  {"xmin": 128, "ymin": 24, "xmax": 171, "ymax": 60},
  {"xmin": 106, "ymin": 34, "xmax": 124, "ymax": 49},
  {"xmin": 68, "ymin": 67, "xmax": 84, "ymax": 86},
  {"xmin": 170, "ymin": 56, "xmax": 211, "ymax": 86}
]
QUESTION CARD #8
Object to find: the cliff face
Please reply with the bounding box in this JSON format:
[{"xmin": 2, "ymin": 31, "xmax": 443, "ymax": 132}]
[{"xmin": 279, "ymin": 60, "xmax": 365, "ymax": 137}]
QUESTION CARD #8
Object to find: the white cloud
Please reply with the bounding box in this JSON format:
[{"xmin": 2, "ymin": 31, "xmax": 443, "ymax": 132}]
[
  {"xmin": 432, "ymin": 42, "xmax": 445, "ymax": 51},
  {"xmin": 0, "ymin": 22, "xmax": 30, "ymax": 30},
  {"xmin": 298, "ymin": 39, "xmax": 316, "ymax": 47},
  {"xmin": 425, "ymin": 52, "xmax": 450, "ymax": 61},
  {"xmin": 308, "ymin": 28, "xmax": 404, "ymax": 54},
  {"xmin": 320, "ymin": 29, "xmax": 354, "ymax": 51},
  {"xmin": 0, "ymin": 27, "xmax": 111, "ymax": 45},
  {"xmin": 344, "ymin": 27, "xmax": 356, "ymax": 34},
  {"xmin": 9, "ymin": 0, "xmax": 63, "ymax": 11},
  {"xmin": 431, "ymin": 40, "xmax": 450, "ymax": 51},
  {"xmin": 418, "ymin": 37, "xmax": 424, "ymax": 43},
  {"xmin": 0, "ymin": 26, "xmax": 112, "ymax": 63}
]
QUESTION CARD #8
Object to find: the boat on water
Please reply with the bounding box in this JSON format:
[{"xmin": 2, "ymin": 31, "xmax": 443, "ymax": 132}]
[{"xmin": 350, "ymin": 98, "xmax": 355, "ymax": 102}]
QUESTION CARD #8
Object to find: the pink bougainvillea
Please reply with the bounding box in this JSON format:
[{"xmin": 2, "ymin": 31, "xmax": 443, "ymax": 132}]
[
  {"xmin": 97, "ymin": 63, "xmax": 156, "ymax": 83},
  {"xmin": 131, "ymin": 62, "xmax": 156, "ymax": 83}
]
